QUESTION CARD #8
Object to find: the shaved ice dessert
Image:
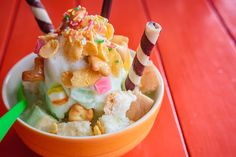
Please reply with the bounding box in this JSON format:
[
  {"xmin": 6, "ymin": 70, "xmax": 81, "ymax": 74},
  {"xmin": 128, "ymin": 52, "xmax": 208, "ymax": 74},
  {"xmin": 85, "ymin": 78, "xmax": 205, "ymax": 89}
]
[{"xmin": 21, "ymin": 6, "xmax": 160, "ymax": 136}]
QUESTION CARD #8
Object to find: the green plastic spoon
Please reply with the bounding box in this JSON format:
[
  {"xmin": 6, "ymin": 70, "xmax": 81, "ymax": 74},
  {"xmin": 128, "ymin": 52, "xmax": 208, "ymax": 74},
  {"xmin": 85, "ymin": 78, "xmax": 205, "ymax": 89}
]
[{"xmin": 0, "ymin": 83, "xmax": 27, "ymax": 142}]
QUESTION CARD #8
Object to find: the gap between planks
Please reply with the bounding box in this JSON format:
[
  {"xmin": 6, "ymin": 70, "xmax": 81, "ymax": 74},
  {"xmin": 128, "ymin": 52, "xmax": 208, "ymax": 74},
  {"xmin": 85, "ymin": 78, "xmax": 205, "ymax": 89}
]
[
  {"xmin": 207, "ymin": 0, "xmax": 236, "ymax": 47},
  {"xmin": 0, "ymin": 0, "xmax": 21, "ymax": 73},
  {"xmin": 141, "ymin": 0, "xmax": 190, "ymax": 156}
]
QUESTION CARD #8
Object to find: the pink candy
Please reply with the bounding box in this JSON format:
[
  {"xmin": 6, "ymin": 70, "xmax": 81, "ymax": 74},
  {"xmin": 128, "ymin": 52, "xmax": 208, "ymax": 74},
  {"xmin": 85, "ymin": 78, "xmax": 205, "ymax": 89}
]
[
  {"xmin": 34, "ymin": 39, "xmax": 45, "ymax": 54},
  {"xmin": 95, "ymin": 77, "xmax": 111, "ymax": 94},
  {"xmin": 70, "ymin": 20, "xmax": 79, "ymax": 27},
  {"xmin": 88, "ymin": 19, "xmax": 94, "ymax": 29}
]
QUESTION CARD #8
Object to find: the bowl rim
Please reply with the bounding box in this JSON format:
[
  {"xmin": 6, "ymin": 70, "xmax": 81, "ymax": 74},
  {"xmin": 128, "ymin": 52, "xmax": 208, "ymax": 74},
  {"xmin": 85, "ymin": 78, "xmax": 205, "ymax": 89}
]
[{"xmin": 2, "ymin": 53, "xmax": 164, "ymax": 140}]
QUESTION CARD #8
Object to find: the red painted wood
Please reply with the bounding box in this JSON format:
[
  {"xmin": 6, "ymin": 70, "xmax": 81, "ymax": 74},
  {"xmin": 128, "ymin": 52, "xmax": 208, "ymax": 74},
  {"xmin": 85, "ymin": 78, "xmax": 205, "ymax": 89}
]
[
  {"xmin": 124, "ymin": 49, "xmax": 188, "ymax": 157},
  {"xmin": 145, "ymin": 0, "xmax": 236, "ymax": 156},
  {"xmin": 0, "ymin": 0, "xmax": 19, "ymax": 62},
  {"xmin": 0, "ymin": 0, "xmax": 187, "ymax": 156},
  {"xmin": 75, "ymin": 0, "xmax": 103, "ymax": 17},
  {"xmin": 211, "ymin": 0, "xmax": 236, "ymax": 40}
]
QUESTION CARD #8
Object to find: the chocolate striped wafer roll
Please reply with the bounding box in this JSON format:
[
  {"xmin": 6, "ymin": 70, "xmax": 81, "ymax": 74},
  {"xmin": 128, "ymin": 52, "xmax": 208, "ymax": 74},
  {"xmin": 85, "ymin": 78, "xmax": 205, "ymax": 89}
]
[
  {"xmin": 101, "ymin": 0, "xmax": 113, "ymax": 19},
  {"xmin": 26, "ymin": 0, "xmax": 54, "ymax": 34},
  {"xmin": 125, "ymin": 22, "xmax": 162, "ymax": 91}
]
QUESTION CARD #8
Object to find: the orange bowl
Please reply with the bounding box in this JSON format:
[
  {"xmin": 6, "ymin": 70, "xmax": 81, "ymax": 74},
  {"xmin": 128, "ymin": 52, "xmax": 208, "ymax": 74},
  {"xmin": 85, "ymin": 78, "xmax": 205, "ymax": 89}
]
[{"xmin": 2, "ymin": 53, "xmax": 164, "ymax": 157}]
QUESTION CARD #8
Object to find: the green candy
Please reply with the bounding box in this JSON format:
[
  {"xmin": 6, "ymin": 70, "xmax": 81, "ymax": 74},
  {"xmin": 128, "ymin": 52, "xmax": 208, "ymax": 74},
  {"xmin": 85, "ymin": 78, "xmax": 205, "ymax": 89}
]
[
  {"xmin": 115, "ymin": 60, "xmax": 119, "ymax": 64},
  {"xmin": 95, "ymin": 39, "xmax": 104, "ymax": 44},
  {"xmin": 74, "ymin": 7, "xmax": 79, "ymax": 11},
  {"xmin": 64, "ymin": 15, "xmax": 70, "ymax": 21}
]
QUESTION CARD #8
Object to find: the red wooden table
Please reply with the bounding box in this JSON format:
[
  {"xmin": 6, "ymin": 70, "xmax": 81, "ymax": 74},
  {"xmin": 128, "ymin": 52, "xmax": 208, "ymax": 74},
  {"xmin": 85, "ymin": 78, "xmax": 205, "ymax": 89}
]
[{"xmin": 0, "ymin": 0, "xmax": 236, "ymax": 156}]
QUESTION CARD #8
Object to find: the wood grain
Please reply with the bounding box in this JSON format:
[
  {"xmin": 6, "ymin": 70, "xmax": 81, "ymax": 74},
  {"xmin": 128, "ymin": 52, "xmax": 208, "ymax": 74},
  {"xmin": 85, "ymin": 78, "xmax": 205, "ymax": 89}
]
[
  {"xmin": 145, "ymin": 0, "xmax": 236, "ymax": 156},
  {"xmin": 210, "ymin": 0, "xmax": 236, "ymax": 41}
]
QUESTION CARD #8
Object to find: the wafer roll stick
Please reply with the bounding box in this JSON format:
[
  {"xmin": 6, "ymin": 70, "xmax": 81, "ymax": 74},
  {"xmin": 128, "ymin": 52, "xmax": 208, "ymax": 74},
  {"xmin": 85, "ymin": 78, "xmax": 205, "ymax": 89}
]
[
  {"xmin": 125, "ymin": 22, "xmax": 161, "ymax": 91},
  {"xmin": 101, "ymin": 0, "xmax": 113, "ymax": 19},
  {"xmin": 26, "ymin": 0, "xmax": 54, "ymax": 33}
]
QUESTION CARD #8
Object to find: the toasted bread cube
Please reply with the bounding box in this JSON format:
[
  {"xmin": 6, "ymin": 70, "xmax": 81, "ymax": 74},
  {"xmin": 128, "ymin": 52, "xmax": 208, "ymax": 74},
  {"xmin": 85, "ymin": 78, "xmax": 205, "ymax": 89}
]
[
  {"xmin": 127, "ymin": 92, "xmax": 154, "ymax": 121},
  {"xmin": 57, "ymin": 121, "xmax": 92, "ymax": 136},
  {"xmin": 140, "ymin": 62, "xmax": 160, "ymax": 93}
]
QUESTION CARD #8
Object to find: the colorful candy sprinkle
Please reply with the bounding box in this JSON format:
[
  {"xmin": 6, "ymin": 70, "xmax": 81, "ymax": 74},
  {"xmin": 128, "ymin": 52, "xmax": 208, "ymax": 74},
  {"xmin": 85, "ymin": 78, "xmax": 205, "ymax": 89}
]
[
  {"xmin": 47, "ymin": 85, "xmax": 68, "ymax": 106},
  {"xmin": 95, "ymin": 39, "xmax": 104, "ymax": 44},
  {"xmin": 88, "ymin": 19, "xmax": 94, "ymax": 29},
  {"xmin": 74, "ymin": 7, "xmax": 79, "ymax": 11},
  {"xmin": 64, "ymin": 15, "xmax": 70, "ymax": 21},
  {"xmin": 34, "ymin": 39, "xmax": 45, "ymax": 54}
]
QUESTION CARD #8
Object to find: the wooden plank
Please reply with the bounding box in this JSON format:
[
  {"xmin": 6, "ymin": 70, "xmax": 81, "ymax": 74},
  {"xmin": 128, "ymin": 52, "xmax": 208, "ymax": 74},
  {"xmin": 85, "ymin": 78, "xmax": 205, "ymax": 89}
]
[
  {"xmin": 79, "ymin": 0, "xmax": 188, "ymax": 156},
  {"xmin": 0, "ymin": 0, "xmax": 19, "ymax": 62},
  {"xmin": 0, "ymin": 0, "xmax": 74, "ymax": 156},
  {"xmin": 145, "ymin": 0, "xmax": 236, "ymax": 156},
  {"xmin": 124, "ymin": 50, "xmax": 188, "ymax": 157},
  {"xmin": 210, "ymin": 0, "xmax": 236, "ymax": 41}
]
